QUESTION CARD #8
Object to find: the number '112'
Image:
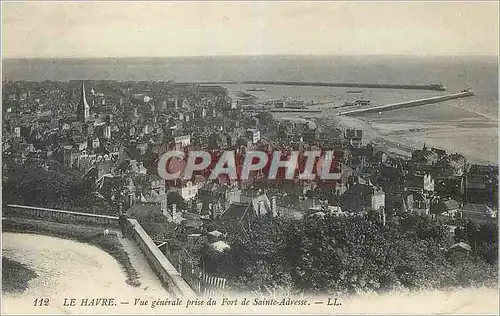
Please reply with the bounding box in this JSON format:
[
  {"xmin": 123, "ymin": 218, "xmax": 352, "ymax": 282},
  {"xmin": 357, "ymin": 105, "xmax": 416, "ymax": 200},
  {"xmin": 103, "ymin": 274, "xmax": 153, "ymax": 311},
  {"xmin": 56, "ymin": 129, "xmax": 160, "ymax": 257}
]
[{"xmin": 34, "ymin": 298, "xmax": 50, "ymax": 306}]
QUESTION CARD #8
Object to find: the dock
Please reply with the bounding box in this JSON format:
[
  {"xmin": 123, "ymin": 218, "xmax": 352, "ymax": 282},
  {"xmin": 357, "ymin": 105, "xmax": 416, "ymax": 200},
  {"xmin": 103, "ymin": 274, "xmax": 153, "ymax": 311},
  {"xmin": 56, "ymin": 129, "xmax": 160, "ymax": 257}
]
[
  {"xmin": 338, "ymin": 90, "xmax": 475, "ymax": 116},
  {"xmin": 241, "ymin": 81, "xmax": 447, "ymax": 91}
]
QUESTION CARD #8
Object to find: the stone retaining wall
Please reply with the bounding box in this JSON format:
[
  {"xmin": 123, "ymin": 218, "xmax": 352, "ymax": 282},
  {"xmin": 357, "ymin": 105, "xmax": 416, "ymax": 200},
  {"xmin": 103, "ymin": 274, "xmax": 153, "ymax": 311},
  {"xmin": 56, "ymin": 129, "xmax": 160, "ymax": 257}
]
[
  {"xmin": 126, "ymin": 218, "xmax": 197, "ymax": 297},
  {"xmin": 4, "ymin": 204, "xmax": 119, "ymax": 227}
]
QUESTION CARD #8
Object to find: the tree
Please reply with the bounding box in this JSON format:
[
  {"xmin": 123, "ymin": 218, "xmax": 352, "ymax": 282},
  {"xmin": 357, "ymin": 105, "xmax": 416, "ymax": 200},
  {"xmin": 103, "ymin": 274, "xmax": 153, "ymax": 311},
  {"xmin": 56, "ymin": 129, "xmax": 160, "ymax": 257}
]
[
  {"xmin": 201, "ymin": 209, "xmax": 497, "ymax": 295},
  {"xmin": 256, "ymin": 111, "xmax": 275, "ymax": 128},
  {"xmin": 455, "ymin": 219, "xmax": 498, "ymax": 263},
  {"xmin": 107, "ymin": 177, "xmax": 131, "ymax": 213},
  {"xmin": 2, "ymin": 162, "xmax": 114, "ymax": 215},
  {"xmin": 167, "ymin": 191, "xmax": 188, "ymax": 210}
]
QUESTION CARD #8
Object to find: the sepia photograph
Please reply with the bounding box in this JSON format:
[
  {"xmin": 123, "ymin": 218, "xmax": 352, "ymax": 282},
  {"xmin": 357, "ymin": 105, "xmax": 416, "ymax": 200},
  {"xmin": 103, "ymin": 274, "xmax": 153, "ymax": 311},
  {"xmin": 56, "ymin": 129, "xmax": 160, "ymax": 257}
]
[{"xmin": 1, "ymin": 1, "xmax": 499, "ymax": 314}]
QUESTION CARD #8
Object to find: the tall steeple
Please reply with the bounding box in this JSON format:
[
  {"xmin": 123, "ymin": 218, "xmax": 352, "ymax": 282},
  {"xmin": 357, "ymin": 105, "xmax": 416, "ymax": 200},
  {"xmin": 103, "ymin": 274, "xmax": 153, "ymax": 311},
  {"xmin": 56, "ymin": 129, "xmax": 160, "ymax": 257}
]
[{"xmin": 77, "ymin": 80, "xmax": 91, "ymax": 122}]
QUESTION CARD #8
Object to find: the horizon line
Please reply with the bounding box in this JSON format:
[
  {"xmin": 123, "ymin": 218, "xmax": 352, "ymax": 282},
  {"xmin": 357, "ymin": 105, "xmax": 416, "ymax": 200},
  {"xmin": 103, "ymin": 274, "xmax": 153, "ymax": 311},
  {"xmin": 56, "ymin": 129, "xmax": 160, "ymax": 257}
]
[{"xmin": 3, "ymin": 53, "xmax": 499, "ymax": 60}]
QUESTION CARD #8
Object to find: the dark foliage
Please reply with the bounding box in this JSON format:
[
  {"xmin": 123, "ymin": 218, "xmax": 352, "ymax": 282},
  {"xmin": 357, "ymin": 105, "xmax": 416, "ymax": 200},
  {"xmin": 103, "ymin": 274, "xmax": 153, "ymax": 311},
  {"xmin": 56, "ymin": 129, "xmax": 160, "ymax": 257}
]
[
  {"xmin": 2, "ymin": 257, "xmax": 38, "ymax": 294},
  {"xmin": 3, "ymin": 163, "xmax": 114, "ymax": 215},
  {"xmin": 201, "ymin": 213, "xmax": 497, "ymax": 294}
]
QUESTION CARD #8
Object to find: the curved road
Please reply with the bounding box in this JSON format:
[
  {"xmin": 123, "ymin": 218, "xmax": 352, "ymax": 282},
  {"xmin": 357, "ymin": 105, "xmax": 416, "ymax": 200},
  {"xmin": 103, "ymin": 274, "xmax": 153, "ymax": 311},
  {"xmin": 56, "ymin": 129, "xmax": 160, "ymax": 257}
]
[{"xmin": 2, "ymin": 232, "xmax": 171, "ymax": 315}]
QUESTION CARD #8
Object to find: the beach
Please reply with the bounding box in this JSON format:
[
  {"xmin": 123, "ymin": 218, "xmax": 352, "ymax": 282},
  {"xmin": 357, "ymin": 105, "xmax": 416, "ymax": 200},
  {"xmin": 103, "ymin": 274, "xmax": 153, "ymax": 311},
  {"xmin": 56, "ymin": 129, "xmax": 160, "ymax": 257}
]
[{"xmin": 237, "ymin": 87, "xmax": 497, "ymax": 165}]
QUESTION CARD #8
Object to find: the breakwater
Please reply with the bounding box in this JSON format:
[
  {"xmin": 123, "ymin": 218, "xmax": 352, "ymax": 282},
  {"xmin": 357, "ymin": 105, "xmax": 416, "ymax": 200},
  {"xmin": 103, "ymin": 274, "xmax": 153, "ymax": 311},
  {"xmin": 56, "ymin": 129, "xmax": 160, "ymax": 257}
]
[
  {"xmin": 241, "ymin": 81, "xmax": 447, "ymax": 91},
  {"xmin": 339, "ymin": 90, "xmax": 475, "ymax": 116}
]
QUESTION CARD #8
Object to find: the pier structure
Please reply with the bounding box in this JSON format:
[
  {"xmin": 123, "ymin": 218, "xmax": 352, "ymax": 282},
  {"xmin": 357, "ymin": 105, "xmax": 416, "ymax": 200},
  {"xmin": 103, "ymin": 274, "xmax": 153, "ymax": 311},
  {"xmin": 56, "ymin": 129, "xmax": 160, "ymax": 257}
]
[
  {"xmin": 338, "ymin": 90, "xmax": 475, "ymax": 116},
  {"xmin": 241, "ymin": 81, "xmax": 447, "ymax": 91}
]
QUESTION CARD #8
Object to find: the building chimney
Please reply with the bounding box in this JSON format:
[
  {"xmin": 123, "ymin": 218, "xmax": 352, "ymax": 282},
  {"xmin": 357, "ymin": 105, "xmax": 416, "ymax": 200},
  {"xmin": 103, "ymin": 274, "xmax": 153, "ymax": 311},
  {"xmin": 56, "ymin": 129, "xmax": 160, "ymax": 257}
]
[
  {"xmin": 172, "ymin": 203, "xmax": 177, "ymax": 219},
  {"xmin": 271, "ymin": 196, "xmax": 277, "ymax": 216},
  {"xmin": 128, "ymin": 193, "xmax": 134, "ymax": 208},
  {"xmin": 380, "ymin": 207, "xmax": 386, "ymax": 226},
  {"xmin": 162, "ymin": 192, "xmax": 168, "ymax": 215}
]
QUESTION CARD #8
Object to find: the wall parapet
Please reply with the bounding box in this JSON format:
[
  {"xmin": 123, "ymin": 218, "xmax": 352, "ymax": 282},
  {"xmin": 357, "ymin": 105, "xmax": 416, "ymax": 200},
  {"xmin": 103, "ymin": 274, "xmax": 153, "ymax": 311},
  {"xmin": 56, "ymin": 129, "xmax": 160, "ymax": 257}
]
[
  {"xmin": 4, "ymin": 204, "xmax": 119, "ymax": 227},
  {"xmin": 126, "ymin": 218, "xmax": 197, "ymax": 297}
]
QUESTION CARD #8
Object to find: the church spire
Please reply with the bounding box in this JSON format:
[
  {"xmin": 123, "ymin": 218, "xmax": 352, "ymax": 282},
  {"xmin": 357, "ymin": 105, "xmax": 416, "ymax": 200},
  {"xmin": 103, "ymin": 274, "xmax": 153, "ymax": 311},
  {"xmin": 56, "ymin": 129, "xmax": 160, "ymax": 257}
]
[{"xmin": 77, "ymin": 80, "xmax": 90, "ymax": 122}]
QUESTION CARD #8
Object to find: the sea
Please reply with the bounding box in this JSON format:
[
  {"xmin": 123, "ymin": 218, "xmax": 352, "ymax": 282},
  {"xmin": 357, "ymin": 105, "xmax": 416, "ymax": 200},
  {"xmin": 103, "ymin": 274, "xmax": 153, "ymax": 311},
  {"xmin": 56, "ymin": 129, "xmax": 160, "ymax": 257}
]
[{"xmin": 2, "ymin": 55, "xmax": 498, "ymax": 164}]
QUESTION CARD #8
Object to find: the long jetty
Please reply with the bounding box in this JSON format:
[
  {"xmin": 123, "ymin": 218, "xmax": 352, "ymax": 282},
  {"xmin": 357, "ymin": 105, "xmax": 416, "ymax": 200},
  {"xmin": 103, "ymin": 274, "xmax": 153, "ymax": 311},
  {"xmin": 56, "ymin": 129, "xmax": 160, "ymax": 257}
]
[
  {"xmin": 339, "ymin": 90, "xmax": 475, "ymax": 116},
  {"xmin": 241, "ymin": 81, "xmax": 447, "ymax": 91}
]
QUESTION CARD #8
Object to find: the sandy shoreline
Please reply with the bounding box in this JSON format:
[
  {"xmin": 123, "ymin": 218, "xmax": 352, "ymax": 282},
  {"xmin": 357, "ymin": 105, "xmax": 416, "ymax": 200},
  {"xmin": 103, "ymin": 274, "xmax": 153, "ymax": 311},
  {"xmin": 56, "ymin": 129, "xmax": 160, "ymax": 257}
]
[
  {"xmin": 273, "ymin": 107, "xmax": 417, "ymax": 160},
  {"xmin": 332, "ymin": 113, "xmax": 497, "ymax": 165},
  {"xmin": 318, "ymin": 111, "xmax": 416, "ymax": 158},
  {"xmin": 272, "ymin": 105, "xmax": 496, "ymax": 166}
]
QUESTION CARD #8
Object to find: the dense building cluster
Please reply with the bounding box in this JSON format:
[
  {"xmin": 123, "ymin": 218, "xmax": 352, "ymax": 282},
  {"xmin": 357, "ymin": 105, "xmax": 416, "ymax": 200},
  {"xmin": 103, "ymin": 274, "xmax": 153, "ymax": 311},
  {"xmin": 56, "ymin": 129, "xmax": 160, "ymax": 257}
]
[{"xmin": 2, "ymin": 79, "xmax": 498, "ymax": 294}]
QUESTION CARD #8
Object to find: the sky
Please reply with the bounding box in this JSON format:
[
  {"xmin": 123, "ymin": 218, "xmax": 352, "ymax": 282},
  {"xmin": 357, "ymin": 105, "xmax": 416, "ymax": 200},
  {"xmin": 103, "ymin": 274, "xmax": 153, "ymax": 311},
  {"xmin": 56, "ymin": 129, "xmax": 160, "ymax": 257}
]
[{"xmin": 2, "ymin": 1, "xmax": 499, "ymax": 58}]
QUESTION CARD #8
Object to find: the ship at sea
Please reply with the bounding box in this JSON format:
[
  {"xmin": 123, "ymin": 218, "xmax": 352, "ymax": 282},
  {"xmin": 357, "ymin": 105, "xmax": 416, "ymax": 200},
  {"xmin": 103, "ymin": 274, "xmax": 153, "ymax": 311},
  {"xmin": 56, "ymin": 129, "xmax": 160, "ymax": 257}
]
[
  {"xmin": 346, "ymin": 89, "xmax": 364, "ymax": 94},
  {"xmin": 343, "ymin": 99, "xmax": 371, "ymax": 107},
  {"xmin": 282, "ymin": 98, "xmax": 307, "ymax": 109},
  {"xmin": 247, "ymin": 87, "xmax": 266, "ymax": 92}
]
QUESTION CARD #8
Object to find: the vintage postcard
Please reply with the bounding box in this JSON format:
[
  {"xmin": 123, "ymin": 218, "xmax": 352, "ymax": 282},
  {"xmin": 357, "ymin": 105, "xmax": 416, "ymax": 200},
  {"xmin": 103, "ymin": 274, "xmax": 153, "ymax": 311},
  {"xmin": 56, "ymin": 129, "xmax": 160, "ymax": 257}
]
[{"xmin": 1, "ymin": 1, "xmax": 499, "ymax": 315}]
